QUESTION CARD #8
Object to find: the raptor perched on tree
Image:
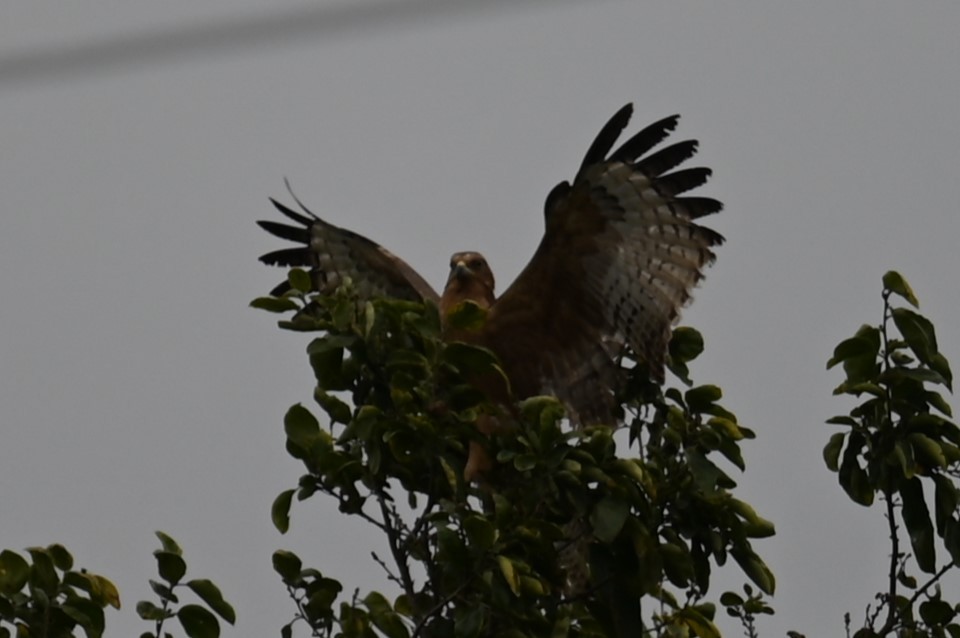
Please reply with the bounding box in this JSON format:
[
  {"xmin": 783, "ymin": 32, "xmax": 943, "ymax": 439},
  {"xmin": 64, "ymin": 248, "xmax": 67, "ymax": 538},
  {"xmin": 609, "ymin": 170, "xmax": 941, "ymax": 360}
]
[{"xmin": 258, "ymin": 103, "xmax": 723, "ymax": 476}]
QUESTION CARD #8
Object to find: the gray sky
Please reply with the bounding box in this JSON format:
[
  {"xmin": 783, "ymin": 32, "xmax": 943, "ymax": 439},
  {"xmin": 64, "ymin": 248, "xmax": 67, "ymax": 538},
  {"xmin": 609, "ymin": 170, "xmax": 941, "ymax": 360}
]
[{"xmin": 3, "ymin": 2, "xmax": 960, "ymax": 635}]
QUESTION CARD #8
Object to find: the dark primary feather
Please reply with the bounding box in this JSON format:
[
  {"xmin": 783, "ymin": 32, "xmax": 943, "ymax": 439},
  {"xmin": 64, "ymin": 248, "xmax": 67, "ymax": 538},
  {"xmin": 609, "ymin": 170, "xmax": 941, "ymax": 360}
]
[
  {"xmin": 259, "ymin": 247, "xmax": 312, "ymax": 267},
  {"xmin": 271, "ymin": 196, "xmax": 316, "ymax": 227},
  {"xmin": 674, "ymin": 196, "xmax": 724, "ymax": 220},
  {"xmin": 609, "ymin": 114, "xmax": 680, "ymax": 162},
  {"xmin": 257, "ymin": 220, "xmax": 310, "ymax": 244},
  {"xmin": 652, "ymin": 167, "xmax": 713, "ymax": 196},
  {"xmin": 258, "ymin": 197, "xmax": 439, "ymax": 304},
  {"xmin": 575, "ymin": 103, "xmax": 634, "ymax": 181},
  {"xmin": 632, "ymin": 140, "xmax": 699, "ymax": 177}
]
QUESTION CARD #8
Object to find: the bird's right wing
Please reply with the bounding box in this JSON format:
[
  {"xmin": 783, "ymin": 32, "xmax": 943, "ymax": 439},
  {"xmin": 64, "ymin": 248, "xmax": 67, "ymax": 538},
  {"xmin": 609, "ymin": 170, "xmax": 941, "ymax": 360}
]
[
  {"xmin": 481, "ymin": 104, "xmax": 723, "ymax": 423},
  {"xmin": 258, "ymin": 197, "xmax": 440, "ymax": 304}
]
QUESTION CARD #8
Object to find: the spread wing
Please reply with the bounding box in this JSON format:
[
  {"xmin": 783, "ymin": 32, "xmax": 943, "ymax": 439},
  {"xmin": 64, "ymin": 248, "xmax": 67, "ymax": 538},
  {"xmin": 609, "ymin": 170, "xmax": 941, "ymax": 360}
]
[
  {"xmin": 258, "ymin": 196, "xmax": 439, "ymax": 304},
  {"xmin": 483, "ymin": 104, "xmax": 724, "ymax": 423}
]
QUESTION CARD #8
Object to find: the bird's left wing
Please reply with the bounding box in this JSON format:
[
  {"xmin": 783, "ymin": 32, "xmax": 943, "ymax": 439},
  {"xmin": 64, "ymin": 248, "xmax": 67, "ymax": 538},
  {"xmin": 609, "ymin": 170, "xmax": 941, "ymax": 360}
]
[
  {"xmin": 258, "ymin": 197, "xmax": 440, "ymax": 304},
  {"xmin": 483, "ymin": 104, "xmax": 724, "ymax": 423}
]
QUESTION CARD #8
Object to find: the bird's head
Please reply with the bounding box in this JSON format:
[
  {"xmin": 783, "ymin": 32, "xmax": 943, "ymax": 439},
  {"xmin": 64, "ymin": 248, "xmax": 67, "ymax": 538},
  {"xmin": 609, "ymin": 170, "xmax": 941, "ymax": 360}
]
[
  {"xmin": 446, "ymin": 252, "xmax": 494, "ymax": 289},
  {"xmin": 443, "ymin": 251, "xmax": 495, "ymax": 308}
]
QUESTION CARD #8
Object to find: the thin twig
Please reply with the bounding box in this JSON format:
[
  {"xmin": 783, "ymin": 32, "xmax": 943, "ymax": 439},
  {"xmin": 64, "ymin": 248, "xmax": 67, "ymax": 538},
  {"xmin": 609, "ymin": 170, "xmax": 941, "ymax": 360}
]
[
  {"xmin": 370, "ymin": 551, "xmax": 404, "ymax": 589},
  {"xmin": 908, "ymin": 560, "xmax": 957, "ymax": 607}
]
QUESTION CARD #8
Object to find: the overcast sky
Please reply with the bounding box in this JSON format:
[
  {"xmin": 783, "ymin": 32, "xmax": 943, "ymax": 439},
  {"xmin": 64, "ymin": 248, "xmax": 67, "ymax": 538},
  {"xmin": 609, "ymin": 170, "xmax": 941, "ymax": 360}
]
[{"xmin": 3, "ymin": 2, "xmax": 960, "ymax": 636}]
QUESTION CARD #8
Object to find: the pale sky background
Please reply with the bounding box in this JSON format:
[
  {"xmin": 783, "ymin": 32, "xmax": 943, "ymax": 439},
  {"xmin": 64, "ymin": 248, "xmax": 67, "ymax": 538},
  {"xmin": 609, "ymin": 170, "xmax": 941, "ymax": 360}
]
[{"xmin": 2, "ymin": 2, "xmax": 960, "ymax": 636}]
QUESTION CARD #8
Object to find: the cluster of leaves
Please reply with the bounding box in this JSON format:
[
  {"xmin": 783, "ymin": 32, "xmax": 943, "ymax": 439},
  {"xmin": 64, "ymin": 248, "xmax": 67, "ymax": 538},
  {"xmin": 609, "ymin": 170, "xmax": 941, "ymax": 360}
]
[
  {"xmin": 253, "ymin": 270, "xmax": 775, "ymax": 637},
  {"xmin": 0, "ymin": 544, "xmax": 119, "ymax": 638},
  {"xmin": 825, "ymin": 271, "xmax": 960, "ymax": 637},
  {"xmin": 136, "ymin": 532, "xmax": 236, "ymax": 638}
]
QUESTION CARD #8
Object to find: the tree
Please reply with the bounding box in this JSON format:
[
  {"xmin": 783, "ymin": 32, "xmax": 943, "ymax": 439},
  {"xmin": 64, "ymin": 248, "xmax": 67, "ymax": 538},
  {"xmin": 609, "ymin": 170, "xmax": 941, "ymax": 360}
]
[
  {"xmin": 3, "ymin": 270, "xmax": 957, "ymax": 637},
  {"xmin": 256, "ymin": 270, "xmax": 775, "ymax": 637},
  {"xmin": 0, "ymin": 532, "xmax": 234, "ymax": 638},
  {"xmin": 824, "ymin": 271, "xmax": 960, "ymax": 637}
]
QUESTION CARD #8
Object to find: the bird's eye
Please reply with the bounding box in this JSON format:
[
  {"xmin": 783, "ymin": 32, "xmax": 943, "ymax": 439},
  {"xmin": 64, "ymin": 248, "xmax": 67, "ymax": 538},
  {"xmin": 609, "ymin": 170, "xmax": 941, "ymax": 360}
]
[
  {"xmin": 450, "ymin": 260, "xmax": 457, "ymax": 269},
  {"xmin": 470, "ymin": 259, "xmax": 483, "ymax": 269}
]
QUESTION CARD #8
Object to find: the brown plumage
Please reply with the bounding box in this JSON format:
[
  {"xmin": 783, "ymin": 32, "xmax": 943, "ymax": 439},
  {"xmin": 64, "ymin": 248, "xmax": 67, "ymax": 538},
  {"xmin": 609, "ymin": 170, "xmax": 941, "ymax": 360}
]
[
  {"xmin": 260, "ymin": 104, "xmax": 724, "ymax": 594},
  {"xmin": 259, "ymin": 102, "xmax": 723, "ymax": 436}
]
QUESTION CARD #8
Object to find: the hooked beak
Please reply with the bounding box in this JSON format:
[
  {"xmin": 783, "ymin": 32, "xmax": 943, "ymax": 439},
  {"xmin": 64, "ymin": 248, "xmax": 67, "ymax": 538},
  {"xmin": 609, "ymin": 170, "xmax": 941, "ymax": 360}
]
[{"xmin": 453, "ymin": 261, "xmax": 472, "ymax": 280}]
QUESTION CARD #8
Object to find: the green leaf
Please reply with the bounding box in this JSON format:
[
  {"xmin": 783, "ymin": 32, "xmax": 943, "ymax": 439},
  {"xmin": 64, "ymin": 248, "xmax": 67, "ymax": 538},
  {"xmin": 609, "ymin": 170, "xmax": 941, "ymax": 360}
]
[
  {"xmin": 27, "ymin": 547, "xmax": 59, "ymax": 594},
  {"xmin": 178, "ymin": 604, "xmax": 220, "ymax": 638},
  {"xmin": 249, "ymin": 296, "xmax": 300, "ymax": 313},
  {"xmin": 284, "ymin": 404, "xmax": 321, "ymax": 449},
  {"xmin": 677, "ymin": 606, "xmax": 722, "ymax": 638},
  {"xmin": 931, "ymin": 352, "xmax": 953, "ymax": 390},
  {"xmin": 463, "ymin": 516, "xmax": 498, "ymax": 551},
  {"xmin": 366, "ymin": 595, "xmax": 409, "ymax": 638},
  {"xmin": 731, "ymin": 549, "xmax": 775, "ymax": 595},
  {"xmin": 823, "ymin": 432, "xmax": 845, "ymax": 472},
  {"xmin": 443, "ymin": 342, "xmax": 501, "ymax": 375},
  {"xmin": 315, "ymin": 390, "xmax": 352, "ymax": 425},
  {"xmin": 719, "ymin": 591, "xmax": 743, "ymax": 607},
  {"xmin": 272, "ymin": 550, "xmax": 303, "ymax": 582},
  {"xmin": 729, "ymin": 500, "xmax": 776, "ymax": 538},
  {"xmin": 591, "ymin": 495, "xmax": 630, "ymax": 543},
  {"xmin": 63, "ymin": 598, "xmax": 106, "ymax": 638},
  {"xmin": 933, "ymin": 475, "xmax": 959, "ymax": 535},
  {"xmin": 669, "ymin": 326, "xmax": 705, "ymax": 363},
  {"xmin": 307, "ymin": 335, "xmax": 354, "ymax": 391},
  {"xmin": 136, "ymin": 600, "xmax": 170, "ymax": 621},
  {"xmin": 838, "ymin": 432, "xmax": 874, "ymax": 506},
  {"xmin": 287, "ymin": 268, "xmax": 312, "ymax": 294},
  {"xmin": 74, "ymin": 572, "xmax": 120, "ymax": 609},
  {"xmin": 149, "ymin": 579, "xmax": 178, "ymax": 603},
  {"xmin": 304, "ymin": 577, "xmax": 341, "ymax": 621},
  {"xmin": 444, "ymin": 300, "xmax": 488, "ymax": 331},
  {"xmin": 920, "ymin": 598, "xmax": 955, "ymax": 626},
  {"xmin": 455, "ymin": 605, "xmax": 485, "ymax": 638},
  {"xmin": 897, "ymin": 570, "xmax": 917, "ymax": 589},
  {"xmin": 439, "ymin": 456, "xmax": 459, "ymax": 494},
  {"xmin": 187, "ymin": 580, "xmax": 235, "ymax": 625},
  {"xmin": 155, "ymin": 531, "xmax": 183, "ymax": 556},
  {"xmin": 901, "ymin": 477, "xmax": 936, "ymax": 573},
  {"xmin": 685, "ymin": 385, "xmax": 722, "ymax": 411},
  {"xmin": 46, "ymin": 544, "xmax": 73, "ymax": 571},
  {"xmin": 909, "ymin": 433, "xmax": 946, "ymax": 469},
  {"xmin": 827, "ymin": 335, "xmax": 879, "ymax": 370},
  {"xmin": 925, "ymin": 390, "xmax": 953, "ymax": 417},
  {"xmin": 892, "ymin": 307, "xmax": 939, "ymax": 366},
  {"xmin": 155, "ymin": 551, "xmax": 187, "ymax": 585},
  {"xmin": 518, "ymin": 395, "xmax": 566, "ymax": 427},
  {"xmin": 0, "ymin": 550, "xmax": 29, "ymax": 595},
  {"xmin": 687, "ymin": 448, "xmax": 727, "ymax": 493},
  {"xmin": 945, "ymin": 518, "xmax": 960, "ymax": 564},
  {"xmin": 883, "ymin": 271, "xmax": 920, "ymax": 308},
  {"xmin": 272, "ymin": 489, "xmax": 295, "ymax": 533},
  {"xmin": 893, "ymin": 440, "xmax": 917, "ymax": 479},
  {"xmin": 513, "ymin": 454, "xmax": 537, "ymax": 472},
  {"xmin": 497, "ymin": 556, "xmax": 521, "ymax": 596}
]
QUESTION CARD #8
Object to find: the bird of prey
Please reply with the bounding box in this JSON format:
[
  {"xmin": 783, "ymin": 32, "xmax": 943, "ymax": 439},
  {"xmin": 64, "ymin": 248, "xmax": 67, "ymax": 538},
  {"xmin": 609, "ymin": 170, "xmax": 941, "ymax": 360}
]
[{"xmin": 258, "ymin": 103, "xmax": 723, "ymax": 442}]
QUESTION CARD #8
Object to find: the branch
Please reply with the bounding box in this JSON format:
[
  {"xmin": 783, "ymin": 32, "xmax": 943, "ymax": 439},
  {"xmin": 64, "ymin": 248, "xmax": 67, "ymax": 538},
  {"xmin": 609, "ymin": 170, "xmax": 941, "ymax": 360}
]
[
  {"xmin": 876, "ymin": 492, "xmax": 900, "ymax": 635},
  {"xmin": 908, "ymin": 560, "xmax": 957, "ymax": 608},
  {"xmin": 875, "ymin": 292, "xmax": 901, "ymax": 636},
  {"xmin": 370, "ymin": 551, "xmax": 405, "ymax": 590},
  {"xmin": 377, "ymin": 493, "xmax": 418, "ymax": 605}
]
